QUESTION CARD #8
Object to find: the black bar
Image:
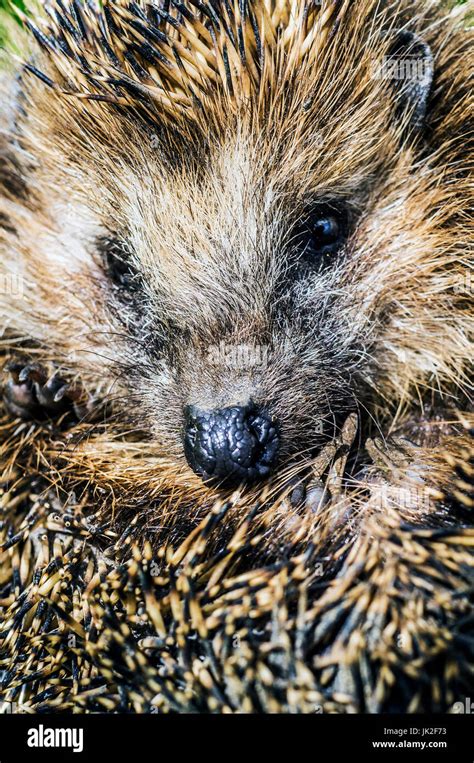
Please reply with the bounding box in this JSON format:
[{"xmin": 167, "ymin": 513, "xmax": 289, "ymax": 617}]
[{"xmin": 0, "ymin": 712, "xmax": 472, "ymax": 762}]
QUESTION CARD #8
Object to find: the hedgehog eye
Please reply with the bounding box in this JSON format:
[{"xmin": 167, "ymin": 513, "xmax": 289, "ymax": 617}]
[
  {"xmin": 97, "ymin": 236, "xmax": 138, "ymax": 289},
  {"xmin": 296, "ymin": 204, "xmax": 348, "ymax": 260},
  {"xmin": 311, "ymin": 215, "xmax": 341, "ymax": 249}
]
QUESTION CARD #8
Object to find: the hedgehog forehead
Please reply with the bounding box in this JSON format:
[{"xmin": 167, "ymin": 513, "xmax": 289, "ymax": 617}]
[
  {"xmin": 97, "ymin": 122, "xmax": 370, "ymax": 298},
  {"xmin": 108, "ymin": 121, "xmax": 371, "ymax": 235},
  {"xmin": 129, "ymin": 148, "xmax": 284, "ymax": 290}
]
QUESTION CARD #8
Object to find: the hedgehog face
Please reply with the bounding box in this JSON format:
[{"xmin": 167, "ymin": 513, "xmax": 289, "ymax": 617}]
[
  {"xmin": 71, "ymin": 123, "xmax": 415, "ymax": 485},
  {"xmin": 91, "ymin": 140, "xmax": 364, "ymax": 485},
  {"xmin": 1, "ymin": 0, "xmax": 471, "ymax": 496}
]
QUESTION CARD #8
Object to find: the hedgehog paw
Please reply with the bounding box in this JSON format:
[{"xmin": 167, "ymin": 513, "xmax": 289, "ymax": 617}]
[{"xmin": 3, "ymin": 362, "xmax": 91, "ymax": 422}]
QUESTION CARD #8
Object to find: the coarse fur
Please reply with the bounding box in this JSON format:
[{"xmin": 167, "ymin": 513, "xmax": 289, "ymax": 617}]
[
  {"xmin": 0, "ymin": 419, "xmax": 473, "ymax": 713},
  {"xmin": 0, "ymin": 0, "xmax": 472, "ymax": 534},
  {"xmin": 0, "ymin": 0, "xmax": 473, "ymax": 716}
]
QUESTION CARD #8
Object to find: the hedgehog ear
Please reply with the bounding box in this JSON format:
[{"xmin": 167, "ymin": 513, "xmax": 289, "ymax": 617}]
[{"xmin": 384, "ymin": 30, "xmax": 434, "ymax": 132}]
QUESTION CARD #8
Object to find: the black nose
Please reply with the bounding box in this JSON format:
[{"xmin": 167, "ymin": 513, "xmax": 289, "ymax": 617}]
[{"xmin": 183, "ymin": 402, "xmax": 279, "ymax": 485}]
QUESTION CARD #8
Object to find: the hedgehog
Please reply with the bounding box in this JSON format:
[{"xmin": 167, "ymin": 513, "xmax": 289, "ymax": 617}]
[
  {"xmin": 0, "ymin": 0, "xmax": 473, "ymax": 714},
  {"xmin": 0, "ymin": 423, "xmax": 473, "ymax": 713}
]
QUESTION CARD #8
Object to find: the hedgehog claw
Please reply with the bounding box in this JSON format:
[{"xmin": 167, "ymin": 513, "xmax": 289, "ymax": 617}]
[
  {"xmin": 53, "ymin": 384, "xmax": 70, "ymax": 403},
  {"xmin": 66, "ymin": 383, "xmax": 97, "ymax": 422},
  {"xmin": 18, "ymin": 363, "xmax": 46, "ymax": 385},
  {"xmin": 33, "ymin": 373, "xmax": 72, "ymax": 416},
  {"xmin": 3, "ymin": 362, "xmax": 39, "ymax": 419}
]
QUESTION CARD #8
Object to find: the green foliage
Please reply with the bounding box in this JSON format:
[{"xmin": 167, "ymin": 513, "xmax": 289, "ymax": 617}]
[{"xmin": 0, "ymin": 0, "xmax": 25, "ymax": 20}]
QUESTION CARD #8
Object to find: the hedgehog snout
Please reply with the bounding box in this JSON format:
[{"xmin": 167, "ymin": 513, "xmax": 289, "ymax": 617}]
[{"xmin": 183, "ymin": 402, "xmax": 279, "ymax": 486}]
